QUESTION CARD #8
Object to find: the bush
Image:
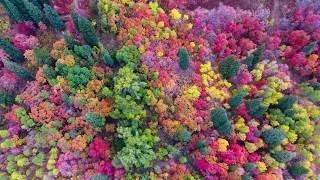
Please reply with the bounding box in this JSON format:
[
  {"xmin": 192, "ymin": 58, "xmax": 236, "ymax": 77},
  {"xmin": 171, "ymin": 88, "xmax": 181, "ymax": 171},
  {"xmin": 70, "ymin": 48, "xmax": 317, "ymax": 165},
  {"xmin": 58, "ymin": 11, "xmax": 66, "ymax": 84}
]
[
  {"xmin": 0, "ymin": 38, "xmax": 23, "ymax": 62},
  {"xmin": 218, "ymin": 56, "xmax": 240, "ymax": 79},
  {"xmin": 262, "ymin": 128, "xmax": 285, "ymax": 146},
  {"xmin": 244, "ymin": 46, "xmax": 263, "ymax": 70},
  {"xmin": 288, "ymin": 165, "xmax": 309, "ymax": 177},
  {"xmin": 178, "ymin": 47, "xmax": 190, "ymax": 70},
  {"xmin": 271, "ymin": 150, "xmax": 294, "ymax": 163},
  {"xmin": 43, "ymin": 4, "xmax": 65, "ymax": 31},
  {"xmin": 3, "ymin": 60, "xmax": 33, "ymax": 81},
  {"xmin": 211, "ymin": 108, "xmax": 232, "ymax": 137},
  {"xmin": 246, "ymin": 99, "xmax": 268, "ymax": 118}
]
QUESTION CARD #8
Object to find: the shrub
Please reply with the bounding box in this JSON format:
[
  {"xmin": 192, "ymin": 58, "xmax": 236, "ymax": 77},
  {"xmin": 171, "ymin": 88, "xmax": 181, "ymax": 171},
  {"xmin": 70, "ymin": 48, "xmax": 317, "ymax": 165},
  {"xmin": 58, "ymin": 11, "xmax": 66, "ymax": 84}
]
[
  {"xmin": 262, "ymin": 128, "xmax": 285, "ymax": 146},
  {"xmin": 0, "ymin": 38, "xmax": 23, "ymax": 62},
  {"xmin": 211, "ymin": 108, "xmax": 232, "ymax": 137},
  {"xmin": 22, "ymin": 0, "xmax": 47, "ymax": 23},
  {"xmin": 1, "ymin": 0, "xmax": 24, "ymax": 22},
  {"xmin": 77, "ymin": 15, "xmax": 99, "ymax": 46},
  {"xmin": 288, "ymin": 165, "xmax": 309, "ymax": 177},
  {"xmin": 3, "ymin": 60, "xmax": 33, "ymax": 81},
  {"xmin": 178, "ymin": 47, "xmax": 190, "ymax": 70},
  {"xmin": 244, "ymin": 46, "xmax": 263, "ymax": 70},
  {"xmin": 218, "ymin": 56, "xmax": 240, "ymax": 79},
  {"xmin": 246, "ymin": 99, "xmax": 268, "ymax": 118},
  {"xmin": 271, "ymin": 150, "xmax": 294, "ymax": 163},
  {"xmin": 43, "ymin": 4, "xmax": 65, "ymax": 31}
]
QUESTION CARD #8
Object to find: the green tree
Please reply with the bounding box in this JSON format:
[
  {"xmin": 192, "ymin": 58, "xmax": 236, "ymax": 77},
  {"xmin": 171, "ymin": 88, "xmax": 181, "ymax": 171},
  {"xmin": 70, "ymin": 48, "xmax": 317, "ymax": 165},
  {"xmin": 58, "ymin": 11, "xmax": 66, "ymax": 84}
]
[
  {"xmin": 11, "ymin": 0, "xmax": 29, "ymax": 20},
  {"xmin": 288, "ymin": 165, "xmax": 309, "ymax": 177},
  {"xmin": 22, "ymin": 0, "xmax": 46, "ymax": 23},
  {"xmin": 84, "ymin": 112, "xmax": 105, "ymax": 129},
  {"xmin": 43, "ymin": 4, "xmax": 65, "ymax": 31},
  {"xmin": 302, "ymin": 41, "xmax": 317, "ymax": 56},
  {"xmin": 211, "ymin": 108, "xmax": 232, "ymax": 137},
  {"xmin": 245, "ymin": 46, "xmax": 263, "ymax": 70},
  {"xmin": 246, "ymin": 99, "xmax": 268, "ymax": 118},
  {"xmin": 229, "ymin": 90, "xmax": 246, "ymax": 109},
  {"xmin": 262, "ymin": 128, "xmax": 285, "ymax": 146},
  {"xmin": 0, "ymin": 91, "xmax": 14, "ymax": 107},
  {"xmin": 0, "ymin": 38, "xmax": 23, "ymax": 62},
  {"xmin": 271, "ymin": 150, "xmax": 294, "ymax": 163},
  {"xmin": 116, "ymin": 45, "xmax": 141, "ymax": 65},
  {"xmin": 218, "ymin": 56, "xmax": 240, "ymax": 79},
  {"xmin": 178, "ymin": 47, "xmax": 190, "ymax": 70},
  {"xmin": 63, "ymin": 33, "xmax": 79, "ymax": 49},
  {"xmin": 177, "ymin": 128, "xmax": 191, "ymax": 144},
  {"xmin": 1, "ymin": 0, "xmax": 24, "ymax": 22},
  {"xmin": 196, "ymin": 139, "xmax": 208, "ymax": 155},
  {"xmin": 77, "ymin": 15, "xmax": 98, "ymax": 46},
  {"xmin": 33, "ymin": 47, "xmax": 52, "ymax": 65},
  {"xmin": 275, "ymin": 95, "xmax": 298, "ymax": 111},
  {"xmin": 3, "ymin": 60, "xmax": 33, "ymax": 81},
  {"xmin": 71, "ymin": 12, "xmax": 80, "ymax": 32}
]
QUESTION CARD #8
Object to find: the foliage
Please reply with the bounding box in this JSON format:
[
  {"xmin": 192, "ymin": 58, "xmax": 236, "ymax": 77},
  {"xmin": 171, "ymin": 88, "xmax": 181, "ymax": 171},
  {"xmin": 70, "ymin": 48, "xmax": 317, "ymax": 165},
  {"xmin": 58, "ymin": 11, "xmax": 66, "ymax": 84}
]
[
  {"xmin": 102, "ymin": 50, "xmax": 114, "ymax": 66},
  {"xmin": 177, "ymin": 128, "xmax": 192, "ymax": 144},
  {"xmin": 22, "ymin": 0, "xmax": 47, "ymax": 23},
  {"xmin": 196, "ymin": 139, "xmax": 208, "ymax": 155},
  {"xmin": 262, "ymin": 128, "xmax": 285, "ymax": 146},
  {"xmin": 33, "ymin": 47, "xmax": 52, "ymax": 65},
  {"xmin": 77, "ymin": 15, "xmax": 99, "ymax": 46},
  {"xmin": 92, "ymin": 174, "xmax": 109, "ymax": 180},
  {"xmin": 44, "ymin": 4, "xmax": 65, "ymax": 31},
  {"xmin": 66, "ymin": 65, "xmax": 92, "ymax": 90},
  {"xmin": 178, "ymin": 47, "xmax": 190, "ymax": 70},
  {"xmin": 110, "ymin": 95, "xmax": 146, "ymax": 121},
  {"xmin": 271, "ymin": 151, "xmax": 294, "ymax": 163},
  {"xmin": 15, "ymin": 107, "xmax": 35, "ymax": 129},
  {"xmin": 288, "ymin": 165, "xmax": 309, "ymax": 177},
  {"xmin": 84, "ymin": 112, "xmax": 105, "ymax": 129},
  {"xmin": 0, "ymin": 91, "xmax": 14, "ymax": 107},
  {"xmin": 300, "ymin": 83, "xmax": 320, "ymax": 103},
  {"xmin": 0, "ymin": 38, "xmax": 23, "ymax": 62},
  {"xmin": 116, "ymin": 45, "xmax": 141, "ymax": 65},
  {"xmin": 211, "ymin": 108, "xmax": 232, "ymax": 137},
  {"xmin": 229, "ymin": 90, "xmax": 247, "ymax": 109},
  {"xmin": 275, "ymin": 95, "xmax": 298, "ymax": 111},
  {"xmin": 218, "ymin": 56, "xmax": 240, "ymax": 79},
  {"xmin": 302, "ymin": 41, "xmax": 317, "ymax": 55},
  {"xmin": 1, "ymin": 0, "xmax": 24, "ymax": 22},
  {"xmin": 246, "ymin": 99, "xmax": 268, "ymax": 118},
  {"xmin": 3, "ymin": 59, "xmax": 33, "ymax": 80},
  {"xmin": 244, "ymin": 46, "xmax": 263, "ymax": 70}
]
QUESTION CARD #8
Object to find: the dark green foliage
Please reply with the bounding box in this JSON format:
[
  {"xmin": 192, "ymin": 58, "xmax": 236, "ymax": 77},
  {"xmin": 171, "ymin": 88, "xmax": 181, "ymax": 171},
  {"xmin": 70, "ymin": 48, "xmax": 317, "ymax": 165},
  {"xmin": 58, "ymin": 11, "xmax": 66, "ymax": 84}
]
[
  {"xmin": 1, "ymin": 0, "xmax": 24, "ymax": 22},
  {"xmin": 211, "ymin": 108, "xmax": 232, "ymax": 137},
  {"xmin": 43, "ymin": 66, "xmax": 57, "ymax": 79},
  {"xmin": 33, "ymin": 48, "xmax": 52, "ymax": 65},
  {"xmin": 63, "ymin": 33, "xmax": 79, "ymax": 49},
  {"xmin": 11, "ymin": 0, "xmax": 29, "ymax": 20},
  {"xmin": 102, "ymin": 51, "xmax": 114, "ymax": 66},
  {"xmin": 241, "ymin": 175, "xmax": 252, "ymax": 180},
  {"xmin": 71, "ymin": 12, "xmax": 80, "ymax": 32},
  {"xmin": 84, "ymin": 112, "xmax": 105, "ymax": 128},
  {"xmin": 246, "ymin": 99, "xmax": 268, "ymax": 118},
  {"xmin": 288, "ymin": 165, "xmax": 309, "ymax": 177},
  {"xmin": 302, "ymin": 41, "xmax": 317, "ymax": 55},
  {"xmin": 36, "ymin": 0, "xmax": 48, "ymax": 5},
  {"xmin": 271, "ymin": 150, "xmax": 294, "ymax": 163},
  {"xmin": 244, "ymin": 46, "xmax": 263, "ymax": 70},
  {"xmin": 22, "ymin": 0, "xmax": 46, "ymax": 23},
  {"xmin": 29, "ymin": 0, "xmax": 41, "ymax": 8},
  {"xmin": 3, "ymin": 60, "xmax": 33, "ymax": 81},
  {"xmin": 73, "ymin": 45, "xmax": 94, "ymax": 65},
  {"xmin": 244, "ymin": 163, "xmax": 256, "ymax": 172},
  {"xmin": 43, "ymin": 4, "xmax": 65, "ymax": 31},
  {"xmin": 116, "ymin": 45, "xmax": 141, "ymax": 65},
  {"xmin": 0, "ymin": 91, "xmax": 14, "ymax": 107},
  {"xmin": 275, "ymin": 95, "xmax": 298, "ymax": 111},
  {"xmin": 77, "ymin": 15, "xmax": 98, "ymax": 46},
  {"xmin": 0, "ymin": 38, "xmax": 23, "ymax": 62},
  {"xmin": 177, "ymin": 129, "xmax": 191, "ymax": 144},
  {"xmin": 196, "ymin": 139, "xmax": 208, "ymax": 155},
  {"xmin": 67, "ymin": 65, "xmax": 92, "ymax": 90},
  {"xmin": 92, "ymin": 174, "xmax": 109, "ymax": 180},
  {"xmin": 230, "ymin": 90, "xmax": 246, "ymax": 109},
  {"xmin": 218, "ymin": 56, "xmax": 240, "ymax": 79},
  {"xmin": 262, "ymin": 128, "xmax": 285, "ymax": 146},
  {"xmin": 178, "ymin": 47, "xmax": 190, "ymax": 70}
]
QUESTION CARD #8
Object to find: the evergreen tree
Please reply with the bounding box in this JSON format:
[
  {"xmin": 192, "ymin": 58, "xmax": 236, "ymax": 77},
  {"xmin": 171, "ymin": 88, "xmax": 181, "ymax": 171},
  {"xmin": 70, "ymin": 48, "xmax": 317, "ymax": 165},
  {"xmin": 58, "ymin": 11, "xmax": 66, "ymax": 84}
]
[
  {"xmin": 302, "ymin": 41, "xmax": 317, "ymax": 56},
  {"xmin": 43, "ymin": 4, "xmax": 65, "ymax": 31},
  {"xmin": 218, "ymin": 56, "xmax": 240, "ymax": 79},
  {"xmin": 246, "ymin": 99, "xmax": 268, "ymax": 118},
  {"xmin": 211, "ymin": 108, "xmax": 232, "ymax": 137},
  {"xmin": 245, "ymin": 46, "xmax": 263, "ymax": 70},
  {"xmin": 178, "ymin": 47, "xmax": 190, "ymax": 70},
  {"xmin": 22, "ymin": 0, "xmax": 46, "ymax": 23},
  {"xmin": 10, "ymin": 0, "xmax": 29, "ymax": 20},
  {"xmin": 288, "ymin": 165, "xmax": 309, "ymax": 177},
  {"xmin": 262, "ymin": 128, "xmax": 285, "ymax": 146},
  {"xmin": 71, "ymin": 12, "xmax": 80, "ymax": 32},
  {"xmin": 1, "ymin": 0, "xmax": 24, "ymax": 22},
  {"xmin": 63, "ymin": 33, "xmax": 79, "ymax": 49},
  {"xmin": 77, "ymin": 15, "xmax": 99, "ymax": 46},
  {"xmin": 33, "ymin": 47, "xmax": 52, "ymax": 65},
  {"xmin": 177, "ymin": 128, "xmax": 191, "ymax": 144},
  {"xmin": 102, "ymin": 50, "xmax": 114, "ymax": 66},
  {"xmin": 0, "ymin": 38, "xmax": 23, "ymax": 62},
  {"xmin": 275, "ymin": 95, "xmax": 298, "ymax": 111},
  {"xmin": 3, "ymin": 59, "xmax": 33, "ymax": 81},
  {"xmin": 0, "ymin": 91, "xmax": 14, "ymax": 107},
  {"xmin": 271, "ymin": 150, "xmax": 294, "ymax": 163},
  {"xmin": 230, "ymin": 90, "xmax": 246, "ymax": 109}
]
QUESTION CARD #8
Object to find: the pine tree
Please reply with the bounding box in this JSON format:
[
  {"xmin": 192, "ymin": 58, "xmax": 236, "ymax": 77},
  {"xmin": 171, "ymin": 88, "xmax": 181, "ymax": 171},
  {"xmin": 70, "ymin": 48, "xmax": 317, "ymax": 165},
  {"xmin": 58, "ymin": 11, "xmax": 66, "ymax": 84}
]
[
  {"xmin": 271, "ymin": 150, "xmax": 294, "ymax": 163},
  {"xmin": 230, "ymin": 90, "xmax": 246, "ymax": 109},
  {"xmin": 43, "ymin": 4, "xmax": 65, "ymax": 31},
  {"xmin": 77, "ymin": 15, "xmax": 98, "ymax": 46},
  {"xmin": 211, "ymin": 108, "xmax": 232, "ymax": 137},
  {"xmin": 3, "ymin": 59, "xmax": 33, "ymax": 81},
  {"xmin": 246, "ymin": 99, "xmax": 268, "ymax": 118},
  {"xmin": 275, "ymin": 95, "xmax": 298, "ymax": 111},
  {"xmin": 245, "ymin": 46, "xmax": 263, "ymax": 70},
  {"xmin": 22, "ymin": 0, "xmax": 46, "ymax": 23},
  {"xmin": 302, "ymin": 41, "xmax": 317, "ymax": 56},
  {"xmin": 0, "ymin": 38, "xmax": 23, "ymax": 62},
  {"xmin": 33, "ymin": 47, "xmax": 52, "ymax": 65},
  {"xmin": 262, "ymin": 128, "xmax": 285, "ymax": 146},
  {"xmin": 218, "ymin": 56, "xmax": 240, "ymax": 79},
  {"xmin": 63, "ymin": 33, "xmax": 79, "ymax": 49},
  {"xmin": 0, "ymin": 91, "xmax": 14, "ymax": 107},
  {"xmin": 71, "ymin": 12, "xmax": 80, "ymax": 32},
  {"xmin": 288, "ymin": 165, "xmax": 309, "ymax": 177},
  {"xmin": 178, "ymin": 47, "xmax": 190, "ymax": 70},
  {"xmin": 1, "ymin": 0, "xmax": 24, "ymax": 22},
  {"xmin": 11, "ymin": 0, "xmax": 30, "ymax": 20},
  {"xmin": 102, "ymin": 50, "xmax": 114, "ymax": 66}
]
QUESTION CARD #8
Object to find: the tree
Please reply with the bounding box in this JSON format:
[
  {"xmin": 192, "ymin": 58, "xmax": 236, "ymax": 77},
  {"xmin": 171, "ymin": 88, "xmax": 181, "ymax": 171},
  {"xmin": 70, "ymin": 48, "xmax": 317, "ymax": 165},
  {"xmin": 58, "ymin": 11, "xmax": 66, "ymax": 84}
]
[
  {"xmin": 77, "ymin": 15, "xmax": 98, "ymax": 46},
  {"xmin": 10, "ymin": 0, "xmax": 29, "ymax": 20},
  {"xmin": 22, "ymin": 0, "xmax": 46, "ymax": 23},
  {"xmin": 33, "ymin": 47, "xmax": 52, "ymax": 65},
  {"xmin": 196, "ymin": 139, "xmax": 208, "ymax": 155},
  {"xmin": 43, "ymin": 4, "xmax": 65, "ymax": 31},
  {"xmin": 3, "ymin": 59, "xmax": 33, "ymax": 81},
  {"xmin": 71, "ymin": 12, "xmax": 80, "ymax": 32},
  {"xmin": 102, "ymin": 50, "xmax": 114, "ymax": 66},
  {"xmin": 63, "ymin": 33, "xmax": 79, "ymax": 49},
  {"xmin": 271, "ymin": 150, "xmax": 294, "ymax": 163},
  {"xmin": 275, "ymin": 95, "xmax": 298, "ymax": 111},
  {"xmin": 116, "ymin": 45, "xmax": 141, "ymax": 65},
  {"xmin": 288, "ymin": 165, "xmax": 309, "ymax": 177},
  {"xmin": 302, "ymin": 41, "xmax": 317, "ymax": 56},
  {"xmin": 1, "ymin": 0, "xmax": 24, "ymax": 22},
  {"xmin": 178, "ymin": 47, "xmax": 190, "ymax": 70},
  {"xmin": 177, "ymin": 128, "xmax": 191, "ymax": 144},
  {"xmin": 244, "ymin": 46, "xmax": 263, "ymax": 70},
  {"xmin": 0, "ymin": 38, "xmax": 23, "ymax": 62},
  {"xmin": 262, "ymin": 128, "xmax": 285, "ymax": 146},
  {"xmin": 229, "ymin": 90, "xmax": 246, "ymax": 109},
  {"xmin": 84, "ymin": 112, "xmax": 105, "ymax": 129},
  {"xmin": 219, "ymin": 56, "xmax": 240, "ymax": 79},
  {"xmin": 0, "ymin": 91, "xmax": 14, "ymax": 107},
  {"xmin": 246, "ymin": 99, "xmax": 268, "ymax": 118},
  {"xmin": 211, "ymin": 108, "xmax": 232, "ymax": 137}
]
